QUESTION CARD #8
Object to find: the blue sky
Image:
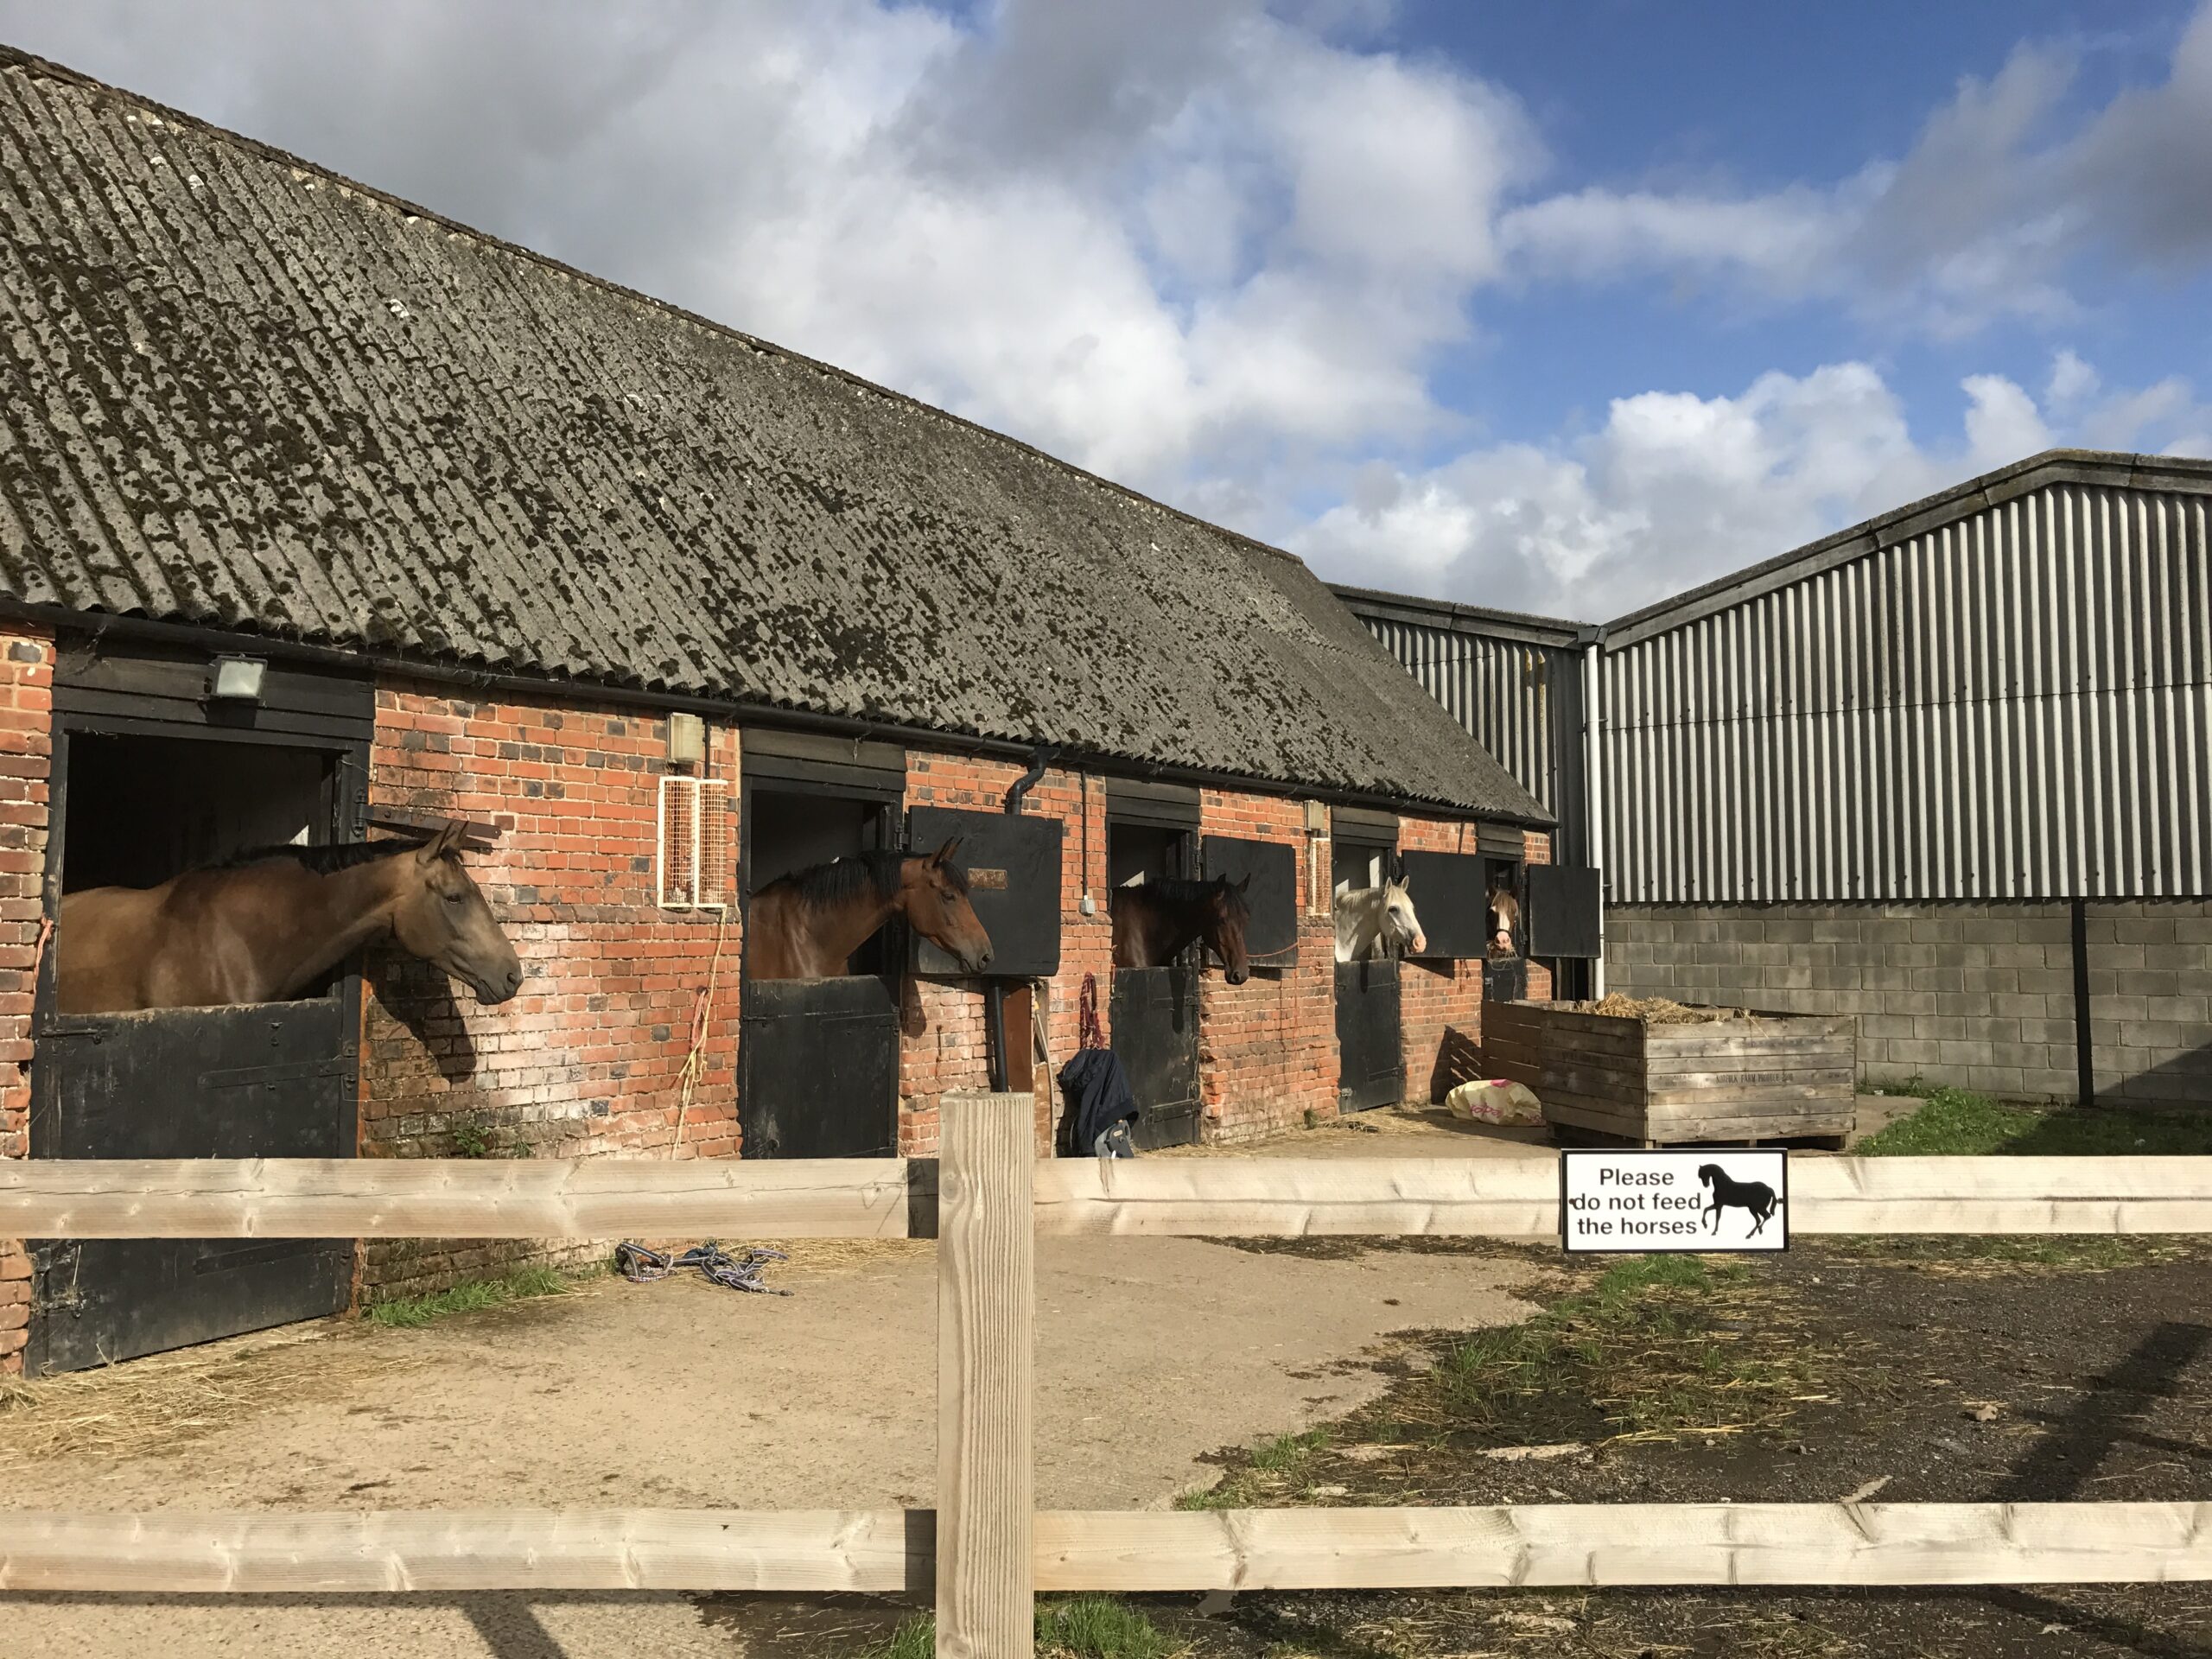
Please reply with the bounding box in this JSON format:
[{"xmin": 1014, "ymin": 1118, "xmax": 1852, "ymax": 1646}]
[{"xmin": 2, "ymin": 1, "xmax": 2207, "ymax": 619}]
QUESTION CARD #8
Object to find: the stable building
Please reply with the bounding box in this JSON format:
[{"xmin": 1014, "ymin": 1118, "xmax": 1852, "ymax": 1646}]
[
  {"xmin": 1344, "ymin": 450, "xmax": 2212, "ymax": 1113},
  {"xmin": 0, "ymin": 48, "xmax": 1550, "ymax": 1376}
]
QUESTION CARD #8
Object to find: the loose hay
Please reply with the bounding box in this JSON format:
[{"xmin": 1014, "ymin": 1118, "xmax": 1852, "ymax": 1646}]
[
  {"xmin": 0, "ymin": 1322, "xmax": 416, "ymax": 1466},
  {"xmin": 1583, "ymin": 993, "xmax": 1754, "ymax": 1025}
]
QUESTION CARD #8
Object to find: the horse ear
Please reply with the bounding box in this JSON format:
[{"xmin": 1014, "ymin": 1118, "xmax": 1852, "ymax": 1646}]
[
  {"xmin": 1238, "ymin": 873, "xmax": 1253, "ymax": 893},
  {"xmin": 931, "ymin": 837, "xmax": 962, "ymax": 867},
  {"xmin": 417, "ymin": 821, "xmax": 467, "ymax": 863}
]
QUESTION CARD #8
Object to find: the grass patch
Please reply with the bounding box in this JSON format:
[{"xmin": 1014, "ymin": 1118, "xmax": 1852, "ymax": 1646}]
[
  {"xmin": 858, "ymin": 1599, "xmax": 1183, "ymax": 1659},
  {"xmin": 1854, "ymin": 1086, "xmax": 2212, "ymax": 1156},
  {"xmin": 364, "ymin": 1266, "xmax": 574, "ymax": 1329},
  {"xmin": 1179, "ymin": 1429, "xmax": 1330, "ymax": 1510},
  {"xmin": 1425, "ymin": 1254, "xmax": 1817, "ymax": 1446}
]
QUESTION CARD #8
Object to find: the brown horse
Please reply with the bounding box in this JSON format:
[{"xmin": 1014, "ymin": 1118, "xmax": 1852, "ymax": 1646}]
[
  {"xmin": 54, "ymin": 822, "xmax": 524, "ymax": 1015},
  {"xmin": 1109, "ymin": 874, "xmax": 1252, "ymax": 983},
  {"xmin": 747, "ymin": 840, "xmax": 993, "ymax": 981}
]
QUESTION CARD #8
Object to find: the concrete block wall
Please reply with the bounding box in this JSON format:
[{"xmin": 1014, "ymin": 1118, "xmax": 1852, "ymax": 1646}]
[
  {"xmin": 1606, "ymin": 902, "xmax": 2212, "ymax": 1109},
  {"xmin": 360, "ymin": 683, "xmax": 742, "ymax": 1298},
  {"xmin": 0, "ymin": 626, "xmax": 51, "ymax": 1376},
  {"xmin": 2085, "ymin": 902, "xmax": 2212, "ymax": 1109}
]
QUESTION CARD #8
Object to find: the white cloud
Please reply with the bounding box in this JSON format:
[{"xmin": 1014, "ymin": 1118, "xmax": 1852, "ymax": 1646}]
[
  {"xmin": 1292, "ymin": 353, "xmax": 2208, "ymax": 620},
  {"xmin": 1500, "ymin": 13, "xmax": 2212, "ymax": 335},
  {"xmin": 2, "ymin": 0, "xmax": 2205, "ymax": 630}
]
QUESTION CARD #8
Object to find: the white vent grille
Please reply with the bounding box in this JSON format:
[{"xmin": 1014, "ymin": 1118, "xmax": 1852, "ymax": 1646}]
[{"xmin": 657, "ymin": 775, "xmax": 730, "ymax": 910}]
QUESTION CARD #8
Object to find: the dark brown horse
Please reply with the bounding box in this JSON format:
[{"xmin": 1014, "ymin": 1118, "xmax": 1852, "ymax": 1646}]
[
  {"xmin": 747, "ymin": 840, "xmax": 993, "ymax": 981},
  {"xmin": 54, "ymin": 822, "xmax": 524, "ymax": 1015},
  {"xmin": 1109, "ymin": 874, "xmax": 1252, "ymax": 983}
]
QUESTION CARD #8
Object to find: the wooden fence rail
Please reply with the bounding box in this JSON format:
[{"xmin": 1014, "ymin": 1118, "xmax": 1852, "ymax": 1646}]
[
  {"xmin": 10, "ymin": 1153, "xmax": 2212, "ymax": 1238},
  {"xmin": 8, "ymin": 1503, "xmax": 2211, "ymax": 1594},
  {"xmin": 7, "ymin": 1105, "xmax": 2212, "ymax": 1656}
]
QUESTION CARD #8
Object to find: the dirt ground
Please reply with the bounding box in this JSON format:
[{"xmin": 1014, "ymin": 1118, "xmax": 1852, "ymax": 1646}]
[
  {"xmin": 0, "ymin": 1116, "xmax": 1547, "ymax": 1659},
  {"xmin": 1164, "ymin": 1234, "xmax": 2212, "ymax": 1659},
  {"xmin": 5, "ymin": 1105, "xmax": 2201, "ymax": 1659}
]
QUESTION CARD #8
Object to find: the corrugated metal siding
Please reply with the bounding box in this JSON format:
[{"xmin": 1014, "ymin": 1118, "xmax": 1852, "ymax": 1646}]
[
  {"xmin": 1352, "ymin": 612, "xmax": 1591, "ymax": 862},
  {"xmin": 1602, "ymin": 482, "xmax": 2212, "ymax": 901},
  {"xmin": 1357, "ymin": 617, "xmax": 1561, "ymax": 811}
]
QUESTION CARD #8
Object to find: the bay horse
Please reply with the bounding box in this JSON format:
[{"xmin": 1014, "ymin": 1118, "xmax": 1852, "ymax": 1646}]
[
  {"xmin": 747, "ymin": 840, "xmax": 993, "ymax": 981},
  {"xmin": 1333, "ymin": 876, "xmax": 1427, "ymax": 963},
  {"xmin": 1109, "ymin": 874, "xmax": 1252, "ymax": 983},
  {"xmin": 54, "ymin": 822, "xmax": 524, "ymax": 1015}
]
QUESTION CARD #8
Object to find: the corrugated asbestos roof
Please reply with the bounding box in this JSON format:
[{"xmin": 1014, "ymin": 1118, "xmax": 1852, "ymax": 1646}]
[{"xmin": 0, "ymin": 48, "xmax": 1548, "ymax": 823}]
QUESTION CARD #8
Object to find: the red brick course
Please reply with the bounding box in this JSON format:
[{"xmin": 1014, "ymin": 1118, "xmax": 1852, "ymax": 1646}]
[
  {"xmin": 1198, "ymin": 790, "xmax": 1338, "ymax": 1142},
  {"xmin": 899, "ymin": 752, "xmax": 1115, "ymax": 1155},
  {"xmin": 1391, "ymin": 817, "xmax": 1553, "ymax": 1103},
  {"xmin": 0, "ymin": 627, "xmax": 53, "ymax": 1375},
  {"xmin": 359, "ymin": 683, "xmax": 741, "ymax": 1298}
]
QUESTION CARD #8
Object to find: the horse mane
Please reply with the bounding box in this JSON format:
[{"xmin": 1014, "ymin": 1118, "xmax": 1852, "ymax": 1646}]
[
  {"xmin": 213, "ymin": 838, "xmax": 423, "ymax": 875},
  {"xmin": 758, "ymin": 849, "xmax": 968, "ymax": 907}
]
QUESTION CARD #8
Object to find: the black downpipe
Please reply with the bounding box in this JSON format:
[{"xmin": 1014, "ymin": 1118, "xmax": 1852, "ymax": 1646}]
[
  {"xmin": 2072, "ymin": 898, "xmax": 2095, "ymax": 1109},
  {"xmin": 988, "ymin": 746, "xmax": 1057, "ymax": 1092}
]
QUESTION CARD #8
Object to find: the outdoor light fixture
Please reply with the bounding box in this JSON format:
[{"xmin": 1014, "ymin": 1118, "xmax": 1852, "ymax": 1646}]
[{"xmin": 207, "ymin": 654, "xmax": 267, "ymax": 703}]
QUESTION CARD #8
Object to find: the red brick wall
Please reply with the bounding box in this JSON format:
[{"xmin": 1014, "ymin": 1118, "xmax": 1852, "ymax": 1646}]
[
  {"xmin": 1398, "ymin": 816, "xmax": 1484, "ymax": 1105},
  {"xmin": 360, "ymin": 683, "xmax": 741, "ymax": 1297},
  {"xmin": 1392, "ymin": 818, "xmax": 1553, "ymax": 1103},
  {"xmin": 0, "ymin": 627, "xmax": 50, "ymax": 1376},
  {"xmin": 1197, "ymin": 789, "xmax": 1338, "ymax": 1142},
  {"xmin": 899, "ymin": 750, "xmax": 1114, "ymax": 1156},
  {"xmin": 1522, "ymin": 830, "xmax": 1555, "ymax": 1003},
  {"xmin": 898, "ymin": 758, "xmax": 1340, "ymax": 1151}
]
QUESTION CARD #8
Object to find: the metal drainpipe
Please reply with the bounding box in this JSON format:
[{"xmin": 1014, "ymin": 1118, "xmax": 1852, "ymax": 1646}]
[
  {"xmin": 1577, "ymin": 625, "xmax": 1608, "ymax": 1000},
  {"xmin": 986, "ymin": 746, "xmax": 1058, "ymax": 1092}
]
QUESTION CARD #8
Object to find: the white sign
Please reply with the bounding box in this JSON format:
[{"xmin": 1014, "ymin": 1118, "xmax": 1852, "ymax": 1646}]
[{"xmin": 1560, "ymin": 1149, "xmax": 1789, "ymax": 1252}]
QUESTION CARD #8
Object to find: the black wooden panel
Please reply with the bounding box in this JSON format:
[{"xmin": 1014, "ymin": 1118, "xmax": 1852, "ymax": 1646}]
[
  {"xmin": 739, "ymin": 975, "xmax": 900, "ymax": 1158},
  {"xmin": 1109, "ymin": 964, "xmax": 1200, "ymax": 1149},
  {"xmin": 1478, "ymin": 823, "xmax": 1528, "ymax": 858},
  {"xmin": 1201, "ymin": 836, "xmax": 1297, "ymax": 963},
  {"xmin": 54, "ymin": 642, "xmax": 373, "ymax": 744},
  {"xmin": 1527, "ymin": 864, "xmax": 1603, "ymax": 958},
  {"xmin": 1483, "ymin": 954, "xmax": 1529, "ymax": 1005},
  {"xmin": 28, "ymin": 1001, "xmax": 355, "ymax": 1376},
  {"xmin": 1104, "ymin": 778, "xmax": 1200, "ymax": 830},
  {"xmin": 741, "ymin": 728, "xmax": 906, "ymax": 797},
  {"xmin": 1335, "ymin": 959, "xmax": 1403, "ymax": 1111},
  {"xmin": 1330, "ymin": 806, "xmax": 1398, "ymax": 847},
  {"xmin": 1400, "ymin": 849, "xmax": 1489, "ymax": 960},
  {"xmin": 908, "ymin": 806, "xmax": 1063, "ymax": 979}
]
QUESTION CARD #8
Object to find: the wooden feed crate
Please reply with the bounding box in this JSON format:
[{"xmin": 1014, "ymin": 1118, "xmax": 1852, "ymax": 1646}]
[{"xmin": 1484, "ymin": 1000, "xmax": 1858, "ymax": 1148}]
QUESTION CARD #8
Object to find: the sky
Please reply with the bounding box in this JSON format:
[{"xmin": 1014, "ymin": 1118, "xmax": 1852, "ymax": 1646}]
[{"xmin": 3, "ymin": 1, "xmax": 2209, "ymax": 621}]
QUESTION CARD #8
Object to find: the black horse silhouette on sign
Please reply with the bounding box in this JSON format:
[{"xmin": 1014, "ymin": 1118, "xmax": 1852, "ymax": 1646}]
[{"xmin": 1699, "ymin": 1163, "xmax": 1779, "ymax": 1236}]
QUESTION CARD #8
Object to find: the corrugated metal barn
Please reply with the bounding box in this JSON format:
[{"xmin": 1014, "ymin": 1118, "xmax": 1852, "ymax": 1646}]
[{"xmin": 1343, "ymin": 450, "xmax": 2212, "ymax": 1109}]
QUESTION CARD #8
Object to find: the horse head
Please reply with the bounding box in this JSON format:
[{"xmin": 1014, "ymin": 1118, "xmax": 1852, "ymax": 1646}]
[
  {"xmin": 1203, "ymin": 873, "xmax": 1253, "ymax": 985},
  {"xmin": 389, "ymin": 822, "xmax": 524, "ymax": 1004},
  {"xmin": 1490, "ymin": 886, "xmax": 1521, "ymax": 954},
  {"xmin": 900, "ymin": 838, "xmax": 995, "ymax": 976},
  {"xmin": 1697, "ymin": 1163, "xmax": 1721, "ymax": 1187},
  {"xmin": 1380, "ymin": 876, "xmax": 1427, "ymax": 957}
]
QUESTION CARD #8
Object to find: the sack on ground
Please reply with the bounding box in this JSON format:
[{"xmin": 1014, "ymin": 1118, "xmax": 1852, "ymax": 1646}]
[{"xmin": 1445, "ymin": 1077, "xmax": 1542, "ymax": 1125}]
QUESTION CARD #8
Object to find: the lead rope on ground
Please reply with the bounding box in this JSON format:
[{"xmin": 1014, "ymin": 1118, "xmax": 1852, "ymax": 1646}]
[{"xmin": 613, "ymin": 1239, "xmax": 792, "ymax": 1295}]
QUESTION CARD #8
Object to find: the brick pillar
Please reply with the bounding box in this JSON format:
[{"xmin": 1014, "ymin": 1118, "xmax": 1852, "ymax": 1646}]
[{"xmin": 0, "ymin": 628, "xmax": 54, "ymax": 1376}]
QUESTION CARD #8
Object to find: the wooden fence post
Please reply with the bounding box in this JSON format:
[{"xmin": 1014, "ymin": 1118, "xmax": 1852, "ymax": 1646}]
[{"xmin": 937, "ymin": 1090, "xmax": 1035, "ymax": 1659}]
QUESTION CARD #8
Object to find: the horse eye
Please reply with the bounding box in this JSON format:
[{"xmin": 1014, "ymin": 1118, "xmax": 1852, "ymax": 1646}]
[{"xmin": 443, "ymin": 890, "xmax": 465, "ymax": 907}]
